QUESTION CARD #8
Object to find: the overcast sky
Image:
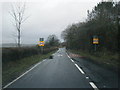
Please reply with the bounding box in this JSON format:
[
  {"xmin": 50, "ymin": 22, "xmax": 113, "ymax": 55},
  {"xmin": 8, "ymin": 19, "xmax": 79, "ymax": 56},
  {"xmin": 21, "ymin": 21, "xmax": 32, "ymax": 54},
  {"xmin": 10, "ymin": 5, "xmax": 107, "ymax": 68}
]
[{"xmin": 1, "ymin": 0, "xmax": 102, "ymax": 44}]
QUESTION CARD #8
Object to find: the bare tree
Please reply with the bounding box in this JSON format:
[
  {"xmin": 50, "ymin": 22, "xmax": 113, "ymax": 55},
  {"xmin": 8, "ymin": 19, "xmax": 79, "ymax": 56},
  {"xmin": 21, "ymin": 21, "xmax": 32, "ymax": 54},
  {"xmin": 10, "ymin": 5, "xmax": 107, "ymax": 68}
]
[{"xmin": 9, "ymin": 2, "xmax": 27, "ymax": 47}]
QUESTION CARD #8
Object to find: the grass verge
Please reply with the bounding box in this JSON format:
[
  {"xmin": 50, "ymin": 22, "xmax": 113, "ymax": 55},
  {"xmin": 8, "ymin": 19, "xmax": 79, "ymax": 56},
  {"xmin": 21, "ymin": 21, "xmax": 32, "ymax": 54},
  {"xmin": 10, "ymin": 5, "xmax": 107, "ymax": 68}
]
[
  {"xmin": 2, "ymin": 50, "xmax": 56, "ymax": 87},
  {"xmin": 68, "ymin": 49, "xmax": 119, "ymax": 72}
]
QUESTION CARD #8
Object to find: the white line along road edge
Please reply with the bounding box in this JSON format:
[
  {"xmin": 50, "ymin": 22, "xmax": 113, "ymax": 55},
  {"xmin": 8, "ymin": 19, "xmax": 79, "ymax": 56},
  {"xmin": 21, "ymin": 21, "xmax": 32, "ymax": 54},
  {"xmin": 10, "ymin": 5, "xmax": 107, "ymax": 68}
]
[
  {"xmin": 67, "ymin": 54, "xmax": 71, "ymax": 59},
  {"xmin": 70, "ymin": 59, "xmax": 74, "ymax": 63},
  {"xmin": 66, "ymin": 53, "xmax": 84, "ymax": 74},
  {"xmin": 89, "ymin": 82, "xmax": 99, "ymax": 90},
  {"xmin": 75, "ymin": 64, "xmax": 85, "ymax": 74},
  {"xmin": 66, "ymin": 53, "xmax": 99, "ymax": 90},
  {"xmin": 66, "ymin": 53, "xmax": 74, "ymax": 63},
  {"xmin": 3, "ymin": 60, "xmax": 44, "ymax": 89}
]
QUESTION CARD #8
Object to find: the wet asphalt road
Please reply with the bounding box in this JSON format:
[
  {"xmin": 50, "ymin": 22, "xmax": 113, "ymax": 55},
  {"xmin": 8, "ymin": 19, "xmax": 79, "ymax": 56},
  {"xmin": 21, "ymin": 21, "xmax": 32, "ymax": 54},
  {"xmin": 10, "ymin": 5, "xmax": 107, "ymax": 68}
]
[
  {"xmin": 5, "ymin": 48, "xmax": 119, "ymax": 89},
  {"xmin": 6, "ymin": 48, "xmax": 93, "ymax": 88}
]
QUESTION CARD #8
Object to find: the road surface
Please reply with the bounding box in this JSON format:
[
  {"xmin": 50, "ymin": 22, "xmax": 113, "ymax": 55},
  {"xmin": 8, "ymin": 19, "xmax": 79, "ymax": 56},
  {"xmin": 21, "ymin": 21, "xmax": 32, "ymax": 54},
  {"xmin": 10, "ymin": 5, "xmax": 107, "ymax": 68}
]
[{"xmin": 4, "ymin": 48, "xmax": 119, "ymax": 89}]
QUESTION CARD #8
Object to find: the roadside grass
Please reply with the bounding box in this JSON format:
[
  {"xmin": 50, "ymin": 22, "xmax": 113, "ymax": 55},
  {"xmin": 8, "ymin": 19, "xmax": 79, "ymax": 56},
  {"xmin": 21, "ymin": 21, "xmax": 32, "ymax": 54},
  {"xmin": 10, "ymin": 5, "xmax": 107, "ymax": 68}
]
[
  {"xmin": 2, "ymin": 50, "xmax": 56, "ymax": 87},
  {"xmin": 69, "ymin": 49, "xmax": 119, "ymax": 71}
]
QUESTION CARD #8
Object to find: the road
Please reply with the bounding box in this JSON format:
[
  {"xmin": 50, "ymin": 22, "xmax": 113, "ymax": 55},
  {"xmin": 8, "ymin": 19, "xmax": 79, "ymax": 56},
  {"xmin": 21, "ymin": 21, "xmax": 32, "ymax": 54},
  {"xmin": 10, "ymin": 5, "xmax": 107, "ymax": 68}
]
[{"xmin": 4, "ymin": 48, "xmax": 119, "ymax": 89}]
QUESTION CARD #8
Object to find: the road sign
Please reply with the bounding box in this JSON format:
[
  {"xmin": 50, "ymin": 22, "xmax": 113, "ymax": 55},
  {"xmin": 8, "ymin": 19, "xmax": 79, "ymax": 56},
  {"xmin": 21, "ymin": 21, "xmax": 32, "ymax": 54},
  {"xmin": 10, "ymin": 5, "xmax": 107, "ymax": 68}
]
[
  {"xmin": 39, "ymin": 38, "xmax": 44, "ymax": 41},
  {"xmin": 38, "ymin": 41, "xmax": 44, "ymax": 46},
  {"xmin": 93, "ymin": 37, "xmax": 99, "ymax": 44},
  {"xmin": 92, "ymin": 36, "xmax": 99, "ymax": 52},
  {"xmin": 38, "ymin": 38, "xmax": 44, "ymax": 46}
]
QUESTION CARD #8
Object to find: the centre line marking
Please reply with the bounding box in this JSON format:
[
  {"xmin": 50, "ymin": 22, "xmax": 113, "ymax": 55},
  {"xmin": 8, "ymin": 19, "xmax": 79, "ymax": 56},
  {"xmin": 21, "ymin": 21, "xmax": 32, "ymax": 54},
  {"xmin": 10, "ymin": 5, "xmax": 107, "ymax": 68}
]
[
  {"xmin": 75, "ymin": 64, "xmax": 85, "ymax": 74},
  {"xmin": 89, "ymin": 82, "xmax": 99, "ymax": 90}
]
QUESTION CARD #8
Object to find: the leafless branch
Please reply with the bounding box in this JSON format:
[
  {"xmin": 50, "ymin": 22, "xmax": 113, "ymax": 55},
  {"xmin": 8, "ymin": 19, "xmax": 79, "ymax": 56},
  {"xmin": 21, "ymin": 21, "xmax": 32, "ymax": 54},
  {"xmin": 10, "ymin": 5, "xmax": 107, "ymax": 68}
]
[{"xmin": 9, "ymin": 2, "xmax": 28, "ymax": 47}]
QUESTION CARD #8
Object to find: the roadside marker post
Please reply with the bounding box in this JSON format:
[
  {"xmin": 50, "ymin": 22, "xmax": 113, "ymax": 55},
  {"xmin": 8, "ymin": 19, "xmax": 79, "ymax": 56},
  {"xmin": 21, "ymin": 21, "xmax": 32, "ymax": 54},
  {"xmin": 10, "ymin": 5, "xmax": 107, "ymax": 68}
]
[
  {"xmin": 38, "ymin": 38, "xmax": 44, "ymax": 53},
  {"xmin": 93, "ymin": 36, "xmax": 99, "ymax": 52}
]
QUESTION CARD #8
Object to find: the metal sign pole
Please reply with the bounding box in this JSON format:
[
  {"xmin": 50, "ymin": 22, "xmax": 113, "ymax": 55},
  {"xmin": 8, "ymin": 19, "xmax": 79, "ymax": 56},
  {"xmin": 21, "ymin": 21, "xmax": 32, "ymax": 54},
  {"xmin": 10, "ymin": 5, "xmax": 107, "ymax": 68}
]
[
  {"xmin": 41, "ymin": 46, "xmax": 43, "ymax": 54},
  {"xmin": 95, "ymin": 44, "xmax": 97, "ymax": 52}
]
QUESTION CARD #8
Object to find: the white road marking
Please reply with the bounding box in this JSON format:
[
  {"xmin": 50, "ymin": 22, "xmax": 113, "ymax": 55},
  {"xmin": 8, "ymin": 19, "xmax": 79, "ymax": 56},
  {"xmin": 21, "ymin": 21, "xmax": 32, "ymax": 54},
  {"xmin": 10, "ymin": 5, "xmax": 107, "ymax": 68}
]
[
  {"xmin": 89, "ymin": 82, "xmax": 99, "ymax": 90},
  {"xmin": 66, "ymin": 53, "xmax": 68, "ymax": 56},
  {"xmin": 68, "ymin": 55, "xmax": 70, "ymax": 58},
  {"xmin": 75, "ymin": 64, "xmax": 85, "ymax": 74},
  {"xmin": 43, "ymin": 59, "xmax": 46, "ymax": 62},
  {"xmin": 58, "ymin": 54, "xmax": 63, "ymax": 57},
  {"xmin": 66, "ymin": 53, "xmax": 71, "ymax": 59},
  {"xmin": 3, "ymin": 61, "xmax": 43, "ymax": 89},
  {"xmin": 86, "ymin": 77, "xmax": 89, "ymax": 79},
  {"xmin": 66, "ymin": 53, "xmax": 74, "ymax": 63},
  {"xmin": 70, "ymin": 59, "xmax": 74, "ymax": 63},
  {"xmin": 66, "ymin": 52, "xmax": 98, "ymax": 90},
  {"xmin": 67, "ymin": 53, "xmax": 85, "ymax": 74}
]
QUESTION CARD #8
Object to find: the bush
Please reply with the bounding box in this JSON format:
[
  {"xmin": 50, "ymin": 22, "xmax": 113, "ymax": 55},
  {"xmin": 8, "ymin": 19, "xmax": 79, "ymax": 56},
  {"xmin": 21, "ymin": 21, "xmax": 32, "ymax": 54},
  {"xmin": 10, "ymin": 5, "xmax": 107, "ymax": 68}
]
[{"xmin": 2, "ymin": 46, "xmax": 58, "ymax": 63}]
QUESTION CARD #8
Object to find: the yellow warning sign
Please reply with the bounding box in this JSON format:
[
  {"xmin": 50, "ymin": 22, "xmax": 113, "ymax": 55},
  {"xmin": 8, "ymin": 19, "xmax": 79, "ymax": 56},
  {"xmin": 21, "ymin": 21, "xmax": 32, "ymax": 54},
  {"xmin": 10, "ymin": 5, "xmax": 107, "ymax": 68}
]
[
  {"xmin": 38, "ymin": 41, "xmax": 44, "ymax": 46},
  {"xmin": 93, "ymin": 38, "xmax": 99, "ymax": 44}
]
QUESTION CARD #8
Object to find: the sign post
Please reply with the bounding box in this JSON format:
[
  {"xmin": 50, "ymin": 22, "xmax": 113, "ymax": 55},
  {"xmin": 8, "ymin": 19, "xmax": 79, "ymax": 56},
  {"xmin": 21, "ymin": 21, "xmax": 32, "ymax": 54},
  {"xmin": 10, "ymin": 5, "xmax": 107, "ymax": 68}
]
[
  {"xmin": 93, "ymin": 36, "xmax": 99, "ymax": 52},
  {"xmin": 38, "ymin": 38, "xmax": 44, "ymax": 53}
]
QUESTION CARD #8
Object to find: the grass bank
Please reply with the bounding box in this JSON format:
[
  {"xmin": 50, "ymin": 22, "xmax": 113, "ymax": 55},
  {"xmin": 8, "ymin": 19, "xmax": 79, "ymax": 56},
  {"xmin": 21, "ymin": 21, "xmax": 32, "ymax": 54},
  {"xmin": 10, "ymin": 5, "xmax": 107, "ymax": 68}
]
[
  {"xmin": 68, "ymin": 49, "xmax": 119, "ymax": 71},
  {"xmin": 2, "ymin": 50, "xmax": 56, "ymax": 87}
]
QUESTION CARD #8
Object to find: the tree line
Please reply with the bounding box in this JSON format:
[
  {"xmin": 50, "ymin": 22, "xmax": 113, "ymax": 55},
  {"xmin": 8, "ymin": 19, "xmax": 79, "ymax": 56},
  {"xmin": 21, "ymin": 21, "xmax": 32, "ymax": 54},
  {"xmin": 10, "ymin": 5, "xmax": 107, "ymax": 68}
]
[
  {"xmin": 61, "ymin": 1, "xmax": 120, "ymax": 53},
  {"xmin": 45, "ymin": 34, "xmax": 60, "ymax": 47}
]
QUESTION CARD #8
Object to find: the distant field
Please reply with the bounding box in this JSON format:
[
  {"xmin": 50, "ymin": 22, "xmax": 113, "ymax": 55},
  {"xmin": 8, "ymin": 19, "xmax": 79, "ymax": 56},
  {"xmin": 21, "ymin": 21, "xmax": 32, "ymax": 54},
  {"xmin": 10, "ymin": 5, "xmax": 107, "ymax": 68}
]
[{"xmin": 1, "ymin": 43, "xmax": 36, "ymax": 48}]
